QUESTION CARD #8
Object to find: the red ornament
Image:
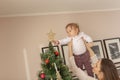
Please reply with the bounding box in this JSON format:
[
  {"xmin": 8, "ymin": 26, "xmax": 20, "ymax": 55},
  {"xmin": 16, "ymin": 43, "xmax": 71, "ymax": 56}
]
[
  {"xmin": 45, "ymin": 59, "xmax": 49, "ymax": 64},
  {"xmin": 40, "ymin": 73, "xmax": 45, "ymax": 79},
  {"xmin": 54, "ymin": 51, "xmax": 59, "ymax": 56}
]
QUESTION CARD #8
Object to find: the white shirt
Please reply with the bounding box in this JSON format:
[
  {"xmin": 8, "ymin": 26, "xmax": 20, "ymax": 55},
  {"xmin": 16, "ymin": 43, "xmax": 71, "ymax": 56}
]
[{"xmin": 59, "ymin": 32, "xmax": 93, "ymax": 55}]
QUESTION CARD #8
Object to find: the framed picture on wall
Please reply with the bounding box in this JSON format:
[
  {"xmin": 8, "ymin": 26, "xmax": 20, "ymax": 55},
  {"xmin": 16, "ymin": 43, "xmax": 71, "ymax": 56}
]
[
  {"xmin": 116, "ymin": 67, "xmax": 120, "ymax": 77},
  {"xmin": 115, "ymin": 63, "xmax": 120, "ymax": 68},
  {"xmin": 61, "ymin": 44, "xmax": 69, "ymax": 65},
  {"xmin": 61, "ymin": 40, "xmax": 105, "ymax": 65},
  {"xmin": 103, "ymin": 37, "xmax": 120, "ymax": 64},
  {"xmin": 42, "ymin": 46, "xmax": 60, "ymax": 54},
  {"xmin": 91, "ymin": 40, "xmax": 105, "ymax": 59}
]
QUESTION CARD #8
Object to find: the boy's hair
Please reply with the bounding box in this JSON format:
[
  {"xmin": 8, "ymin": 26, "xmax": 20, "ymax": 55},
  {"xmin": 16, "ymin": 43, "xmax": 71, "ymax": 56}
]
[{"xmin": 65, "ymin": 23, "xmax": 80, "ymax": 33}]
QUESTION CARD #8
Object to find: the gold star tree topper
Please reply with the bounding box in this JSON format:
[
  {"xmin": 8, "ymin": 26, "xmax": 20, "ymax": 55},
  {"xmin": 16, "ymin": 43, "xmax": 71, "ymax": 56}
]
[{"xmin": 47, "ymin": 30, "xmax": 56, "ymax": 41}]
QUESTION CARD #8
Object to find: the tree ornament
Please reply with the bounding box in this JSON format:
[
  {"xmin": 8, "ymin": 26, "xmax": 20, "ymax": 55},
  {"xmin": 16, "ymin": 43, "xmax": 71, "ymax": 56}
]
[
  {"xmin": 54, "ymin": 51, "xmax": 59, "ymax": 56},
  {"xmin": 54, "ymin": 63, "xmax": 62, "ymax": 80},
  {"xmin": 40, "ymin": 73, "xmax": 45, "ymax": 79},
  {"xmin": 45, "ymin": 58, "xmax": 49, "ymax": 64},
  {"xmin": 38, "ymin": 41, "xmax": 73, "ymax": 80},
  {"xmin": 51, "ymin": 78, "xmax": 53, "ymax": 80},
  {"xmin": 47, "ymin": 30, "xmax": 56, "ymax": 41}
]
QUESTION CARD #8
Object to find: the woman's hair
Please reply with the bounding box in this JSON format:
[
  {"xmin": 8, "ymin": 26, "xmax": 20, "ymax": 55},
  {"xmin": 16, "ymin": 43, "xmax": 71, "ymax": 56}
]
[
  {"xmin": 65, "ymin": 23, "xmax": 80, "ymax": 34},
  {"xmin": 100, "ymin": 58, "xmax": 120, "ymax": 80}
]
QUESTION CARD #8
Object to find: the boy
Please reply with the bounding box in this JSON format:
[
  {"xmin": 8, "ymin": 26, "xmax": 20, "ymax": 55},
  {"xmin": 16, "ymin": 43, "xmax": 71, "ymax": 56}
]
[{"xmin": 53, "ymin": 23, "xmax": 94, "ymax": 77}]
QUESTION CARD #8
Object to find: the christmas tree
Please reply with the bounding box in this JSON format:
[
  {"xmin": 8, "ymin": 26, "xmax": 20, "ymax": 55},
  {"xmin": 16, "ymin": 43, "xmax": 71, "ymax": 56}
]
[{"xmin": 38, "ymin": 42, "xmax": 73, "ymax": 80}]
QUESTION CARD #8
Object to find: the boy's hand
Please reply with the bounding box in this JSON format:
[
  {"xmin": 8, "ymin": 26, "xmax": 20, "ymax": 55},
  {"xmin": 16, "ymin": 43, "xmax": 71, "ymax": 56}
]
[{"xmin": 52, "ymin": 40, "xmax": 59, "ymax": 45}]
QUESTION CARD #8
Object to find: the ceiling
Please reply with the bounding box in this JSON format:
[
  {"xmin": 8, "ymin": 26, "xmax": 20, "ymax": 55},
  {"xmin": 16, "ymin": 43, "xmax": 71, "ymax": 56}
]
[{"xmin": 0, "ymin": 0, "xmax": 120, "ymax": 17}]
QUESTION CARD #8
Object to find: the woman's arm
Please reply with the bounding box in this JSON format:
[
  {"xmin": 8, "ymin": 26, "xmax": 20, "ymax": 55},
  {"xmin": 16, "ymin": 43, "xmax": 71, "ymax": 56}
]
[{"xmin": 69, "ymin": 56, "xmax": 97, "ymax": 80}]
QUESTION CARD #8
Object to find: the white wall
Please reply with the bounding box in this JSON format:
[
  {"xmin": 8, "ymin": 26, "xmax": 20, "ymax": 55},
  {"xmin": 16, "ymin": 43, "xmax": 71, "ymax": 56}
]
[{"xmin": 0, "ymin": 10, "xmax": 120, "ymax": 80}]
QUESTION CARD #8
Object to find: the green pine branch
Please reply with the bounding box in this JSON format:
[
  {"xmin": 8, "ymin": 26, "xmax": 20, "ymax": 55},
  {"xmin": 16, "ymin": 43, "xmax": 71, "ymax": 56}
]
[{"xmin": 38, "ymin": 41, "xmax": 73, "ymax": 80}]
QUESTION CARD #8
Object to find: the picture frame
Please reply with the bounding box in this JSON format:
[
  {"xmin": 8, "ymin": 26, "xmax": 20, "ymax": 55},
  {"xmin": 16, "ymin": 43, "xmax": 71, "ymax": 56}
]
[
  {"xmin": 115, "ymin": 63, "xmax": 120, "ymax": 68},
  {"xmin": 91, "ymin": 40, "xmax": 105, "ymax": 59},
  {"xmin": 61, "ymin": 40, "xmax": 105, "ymax": 65},
  {"xmin": 42, "ymin": 46, "xmax": 60, "ymax": 54},
  {"xmin": 61, "ymin": 44, "xmax": 69, "ymax": 65},
  {"xmin": 116, "ymin": 66, "xmax": 120, "ymax": 77},
  {"xmin": 103, "ymin": 37, "xmax": 120, "ymax": 64}
]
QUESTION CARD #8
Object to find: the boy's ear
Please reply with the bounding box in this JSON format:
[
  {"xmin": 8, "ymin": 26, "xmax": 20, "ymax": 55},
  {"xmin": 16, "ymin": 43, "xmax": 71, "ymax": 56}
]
[{"xmin": 76, "ymin": 28, "xmax": 79, "ymax": 34}]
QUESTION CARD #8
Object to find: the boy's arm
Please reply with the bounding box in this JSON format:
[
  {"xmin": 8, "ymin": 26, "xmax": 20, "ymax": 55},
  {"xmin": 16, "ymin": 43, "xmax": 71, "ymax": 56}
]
[
  {"xmin": 53, "ymin": 37, "xmax": 71, "ymax": 45},
  {"xmin": 58, "ymin": 37, "xmax": 71, "ymax": 45}
]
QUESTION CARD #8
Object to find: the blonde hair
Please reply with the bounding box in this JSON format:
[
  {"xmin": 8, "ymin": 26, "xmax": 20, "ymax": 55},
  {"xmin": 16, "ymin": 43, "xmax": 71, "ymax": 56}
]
[{"xmin": 65, "ymin": 23, "xmax": 80, "ymax": 34}]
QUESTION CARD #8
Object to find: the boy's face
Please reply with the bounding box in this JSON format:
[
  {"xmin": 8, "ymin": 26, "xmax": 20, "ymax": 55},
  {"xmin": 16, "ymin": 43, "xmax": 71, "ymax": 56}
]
[{"xmin": 66, "ymin": 26, "xmax": 78, "ymax": 37}]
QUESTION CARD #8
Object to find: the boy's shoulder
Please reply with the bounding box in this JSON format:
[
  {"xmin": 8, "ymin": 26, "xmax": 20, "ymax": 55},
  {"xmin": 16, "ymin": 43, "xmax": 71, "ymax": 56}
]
[{"xmin": 79, "ymin": 32, "xmax": 85, "ymax": 35}]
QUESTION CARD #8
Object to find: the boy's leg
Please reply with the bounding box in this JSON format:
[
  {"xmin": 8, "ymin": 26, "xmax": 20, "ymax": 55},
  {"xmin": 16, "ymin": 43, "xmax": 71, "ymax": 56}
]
[
  {"xmin": 73, "ymin": 55, "xmax": 84, "ymax": 70},
  {"xmin": 83, "ymin": 51, "xmax": 94, "ymax": 77},
  {"xmin": 84, "ymin": 60, "xmax": 93, "ymax": 77}
]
